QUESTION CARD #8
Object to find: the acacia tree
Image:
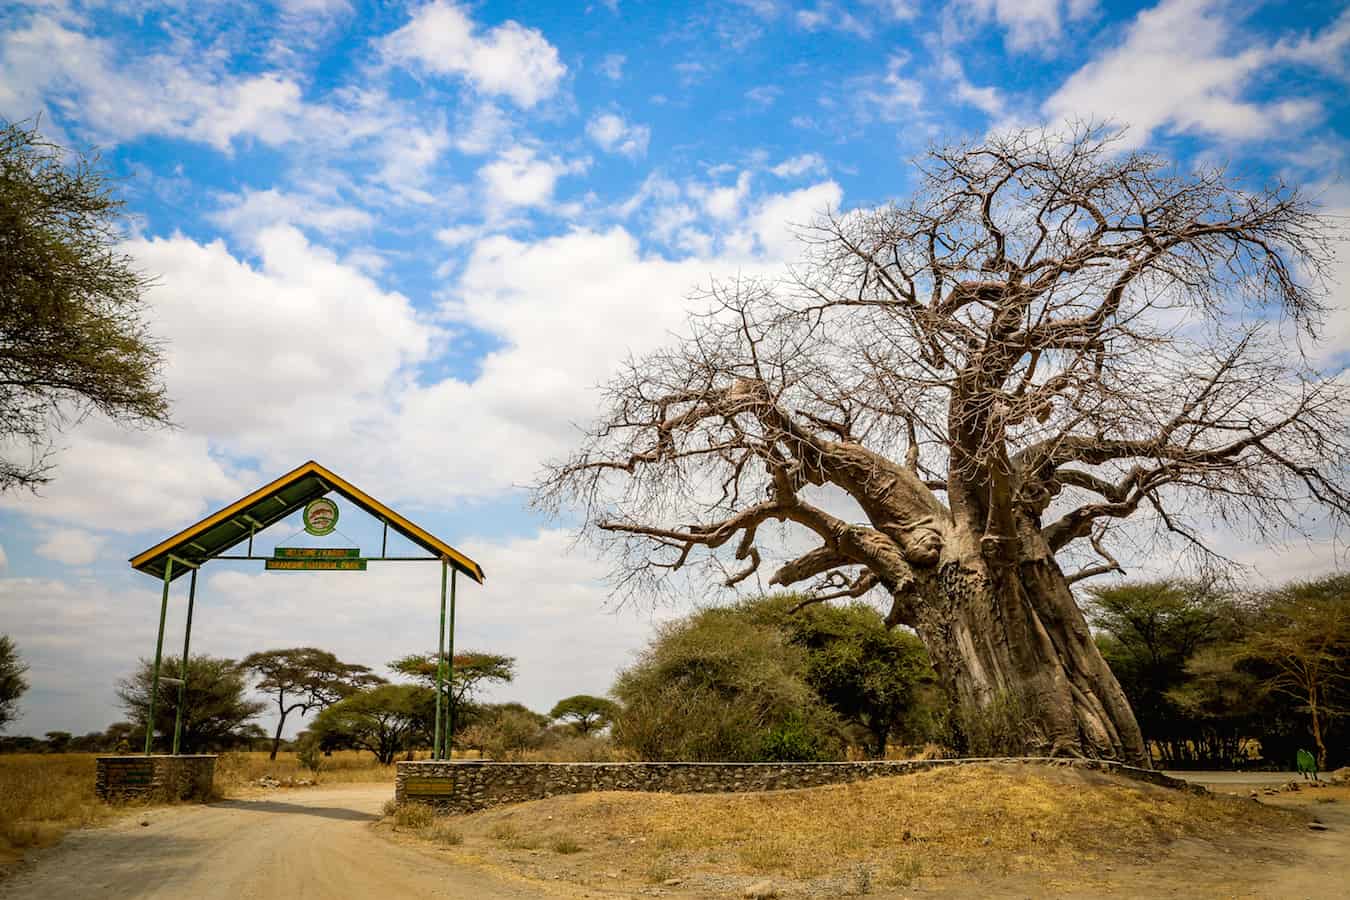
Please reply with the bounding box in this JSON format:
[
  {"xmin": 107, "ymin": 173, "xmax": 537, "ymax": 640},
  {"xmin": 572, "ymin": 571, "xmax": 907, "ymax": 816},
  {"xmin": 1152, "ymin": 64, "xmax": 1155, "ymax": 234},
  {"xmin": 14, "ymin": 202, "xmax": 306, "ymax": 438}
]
[
  {"xmin": 1237, "ymin": 575, "xmax": 1350, "ymax": 769},
  {"xmin": 389, "ymin": 651, "xmax": 514, "ymax": 742},
  {"xmin": 243, "ymin": 647, "xmax": 384, "ymax": 760},
  {"xmin": 0, "ymin": 635, "xmax": 29, "ymax": 731},
  {"xmin": 311, "ymin": 684, "xmax": 425, "ymax": 765},
  {"xmin": 549, "ymin": 694, "xmax": 619, "ymax": 735},
  {"xmin": 117, "ymin": 655, "xmax": 266, "ymax": 752},
  {"xmin": 536, "ymin": 126, "xmax": 1346, "ymax": 765},
  {"xmin": 0, "ymin": 119, "xmax": 169, "ymax": 490}
]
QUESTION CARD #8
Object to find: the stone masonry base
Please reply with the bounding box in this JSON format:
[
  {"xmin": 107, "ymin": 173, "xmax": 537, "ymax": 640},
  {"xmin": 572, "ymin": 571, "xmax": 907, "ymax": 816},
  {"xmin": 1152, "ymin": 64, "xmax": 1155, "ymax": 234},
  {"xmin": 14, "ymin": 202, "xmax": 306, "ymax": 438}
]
[
  {"xmin": 95, "ymin": 755, "xmax": 217, "ymax": 802},
  {"xmin": 395, "ymin": 757, "xmax": 1199, "ymax": 814}
]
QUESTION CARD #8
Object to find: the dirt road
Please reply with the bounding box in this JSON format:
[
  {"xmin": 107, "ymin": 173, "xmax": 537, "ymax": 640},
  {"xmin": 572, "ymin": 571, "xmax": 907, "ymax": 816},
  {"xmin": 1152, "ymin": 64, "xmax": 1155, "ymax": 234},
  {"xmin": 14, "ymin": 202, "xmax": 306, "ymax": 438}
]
[
  {"xmin": 3, "ymin": 780, "xmax": 1348, "ymax": 899},
  {"xmin": 0, "ymin": 787, "xmax": 548, "ymax": 900}
]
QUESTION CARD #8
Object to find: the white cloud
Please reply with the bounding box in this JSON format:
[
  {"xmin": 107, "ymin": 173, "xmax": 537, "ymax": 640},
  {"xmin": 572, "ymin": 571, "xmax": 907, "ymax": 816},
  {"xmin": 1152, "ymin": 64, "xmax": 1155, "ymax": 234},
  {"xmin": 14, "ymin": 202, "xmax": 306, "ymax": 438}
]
[
  {"xmin": 0, "ymin": 545, "xmax": 8, "ymax": 573},
  {"xmin": 209, "ymin": 189, "xmax": 374, "ymax": 239},
  {"xmin": 598, "ymin": 53, "xmax": 626, "ymax": 81},
  {"xmin": 770, "ymin": 153, "xmax": 826, "ymax": 178},
  {"xmin": 855, "ymin": 54, "xmax": 923, "ymax": 122},
  {"xmin": 586, "ymin": 112, "xmax": 651, "ymax": 158},
  {"xmin": 939, "ymin": 53, "xmax": 1006, "ymax": 118},
  {"xmin": 691, "ymin": 171, "xmax": 753, "ymax": 221},
  {"xmin": 374, "ymin": 123, "xmax": 451, "ymax": 203},
  {"xmin": 0, "ymin": 422, "xmax": 242, "ymax": 535},
  {"xmin": 35, "ymin": 529, "xmax": 105, "ymax": 567},
  {"xmin": 796, "ymin": 3, "xmax": 872, "ymax": 39},
  {"xmin": 952, "ymin": 0, "xmax": 1096, "ymax": 51},
  {"xmin": 1, "ymin": 225, "xmax": 437, "ymax": 531},
  {"xmin": 0, "ymin": 9, "xmax": 395, "ymax": 152},
  {"xmin": 478, "ymin": 147, "xmax": 586, "ymax": 212},
  {"xmin": 453, "ymin": 102, "xmax": 512, "ymax": 155},
  {"xmin": 381, "ymin": 1, "xmax": 566, "ymax": 108},
  {"xmin": 745, "ymin": 85, "xmax": 781, "ymax": 108},
  {"xmin": 863, "ymin": 0, "xmax": 917, "ymax": 20},
  {"xmin": 1044, "ymin": 0, "xmax": 1325, "ymax": 149}
]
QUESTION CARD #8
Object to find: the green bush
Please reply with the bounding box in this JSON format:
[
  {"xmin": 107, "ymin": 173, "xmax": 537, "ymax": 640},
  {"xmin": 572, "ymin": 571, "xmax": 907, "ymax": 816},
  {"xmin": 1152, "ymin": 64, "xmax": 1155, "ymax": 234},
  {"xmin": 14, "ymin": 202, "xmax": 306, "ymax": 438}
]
[{"xmin": 612, "ymin": 609, "xmax": 844, "ymax": 761}]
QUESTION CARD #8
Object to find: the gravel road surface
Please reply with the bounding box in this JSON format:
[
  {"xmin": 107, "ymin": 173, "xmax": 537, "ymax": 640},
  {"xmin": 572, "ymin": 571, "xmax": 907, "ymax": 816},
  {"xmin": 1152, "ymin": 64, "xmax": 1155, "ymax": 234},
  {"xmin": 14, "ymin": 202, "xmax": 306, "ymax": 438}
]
[{"xmin": 0, "ymin": 786, "xmax": 547, "ymax": 900}]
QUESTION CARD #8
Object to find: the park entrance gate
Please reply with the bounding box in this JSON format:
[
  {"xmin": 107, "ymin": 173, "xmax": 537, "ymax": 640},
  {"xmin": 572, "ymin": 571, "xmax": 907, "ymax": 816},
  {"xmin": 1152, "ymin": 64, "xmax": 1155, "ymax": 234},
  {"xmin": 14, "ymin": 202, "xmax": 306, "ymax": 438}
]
[{"xmin": 101, "ymin": 460, "xmax": 484, "ymax": 797}]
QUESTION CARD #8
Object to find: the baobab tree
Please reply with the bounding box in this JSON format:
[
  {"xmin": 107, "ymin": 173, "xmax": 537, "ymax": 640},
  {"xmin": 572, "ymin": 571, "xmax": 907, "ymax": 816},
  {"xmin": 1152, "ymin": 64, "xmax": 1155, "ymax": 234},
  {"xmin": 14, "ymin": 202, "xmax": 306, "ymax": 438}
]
[{"xmin": 535, "ymin": 126, "xmax": 1346, "ymax": 766}]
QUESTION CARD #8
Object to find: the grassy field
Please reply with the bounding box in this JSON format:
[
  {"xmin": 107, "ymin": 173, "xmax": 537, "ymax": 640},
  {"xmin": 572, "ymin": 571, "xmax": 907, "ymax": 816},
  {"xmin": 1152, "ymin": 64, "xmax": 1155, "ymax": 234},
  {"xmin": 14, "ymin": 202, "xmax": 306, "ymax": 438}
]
[
  {"xmin": 390, "ymin": 762, "xmax": 1301, "ymax": 894},
  {"xmin": 214, "ymin": 749, "xmax": 401, "ymax": 790},
  {"xmin": 0, "ymin": 754, "xmax": 119, "ymax": 865},
  {"xmin": 0, "ymin": 749, "xmax": 401, "ymax": 866}
]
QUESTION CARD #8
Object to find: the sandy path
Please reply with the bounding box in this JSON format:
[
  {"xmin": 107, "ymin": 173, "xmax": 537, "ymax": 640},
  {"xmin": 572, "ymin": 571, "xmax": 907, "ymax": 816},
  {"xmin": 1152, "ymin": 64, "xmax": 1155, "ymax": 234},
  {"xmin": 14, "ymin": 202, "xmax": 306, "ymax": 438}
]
[{"xmin": 0, "ymin": 787, "xmax": 548, "ymax": 900}]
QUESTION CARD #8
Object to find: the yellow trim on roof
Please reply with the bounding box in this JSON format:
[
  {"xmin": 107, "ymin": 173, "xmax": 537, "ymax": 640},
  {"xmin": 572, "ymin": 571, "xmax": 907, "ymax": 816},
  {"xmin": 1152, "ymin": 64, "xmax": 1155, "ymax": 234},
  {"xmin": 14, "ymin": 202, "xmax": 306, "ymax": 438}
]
[
  {"xmin": 128, "ymin": 460, "xmax": 318, "ymax": 571},
  {"xmin": 128, "ymin": 460, "xmax": 484, "ymax": 582},
  {"xmin": 311, "ymin": 463, "xmax": 484, "ymax": 582}
]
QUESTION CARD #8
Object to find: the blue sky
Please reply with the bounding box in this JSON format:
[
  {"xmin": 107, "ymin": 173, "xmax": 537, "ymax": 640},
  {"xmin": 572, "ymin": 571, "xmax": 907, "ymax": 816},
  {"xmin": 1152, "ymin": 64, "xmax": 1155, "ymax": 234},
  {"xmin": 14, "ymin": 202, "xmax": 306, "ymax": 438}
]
[{"xmin": 1, "ymin": 0, "xmax": 1347, "ymax": 738}]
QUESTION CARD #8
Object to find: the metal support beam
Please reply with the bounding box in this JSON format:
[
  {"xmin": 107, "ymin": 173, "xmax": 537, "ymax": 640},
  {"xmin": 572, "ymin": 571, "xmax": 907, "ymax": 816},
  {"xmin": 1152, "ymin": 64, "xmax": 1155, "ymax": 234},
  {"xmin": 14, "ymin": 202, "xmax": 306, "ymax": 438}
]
[
  {"xmin": 433, "ymin": 559, "xmax": 448, "ymax": 760},
  {"xmin": 171, "ymin": 568, "xmax": 198, "ymax": 755},
  {"xmin": 444, "ymin": 566, "xmax": 457, "ymax": 760},
  {"xmin": 145, "ymin": 557, "xmax": 174, "ymax": 755}
]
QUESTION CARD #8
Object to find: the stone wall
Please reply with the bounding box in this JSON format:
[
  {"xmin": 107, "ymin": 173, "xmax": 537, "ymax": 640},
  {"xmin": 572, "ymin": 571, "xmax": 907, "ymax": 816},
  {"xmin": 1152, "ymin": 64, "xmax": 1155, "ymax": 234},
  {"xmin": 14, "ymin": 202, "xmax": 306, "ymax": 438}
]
[
  {"xmin": 395, "ymin": 757, "xmax": 1197, "ymax": 814},
  {"xmin": 95, "ymin": 755, "xmax": 217, "ymax": 802}
]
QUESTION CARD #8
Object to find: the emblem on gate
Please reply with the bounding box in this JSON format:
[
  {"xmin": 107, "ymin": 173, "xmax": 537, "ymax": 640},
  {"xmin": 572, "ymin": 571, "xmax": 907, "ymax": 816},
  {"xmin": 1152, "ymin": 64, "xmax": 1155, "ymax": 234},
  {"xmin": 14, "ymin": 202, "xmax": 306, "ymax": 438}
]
[{"xmin": 303, "ymin": 498, "xmax": 339, "ymax": 536}]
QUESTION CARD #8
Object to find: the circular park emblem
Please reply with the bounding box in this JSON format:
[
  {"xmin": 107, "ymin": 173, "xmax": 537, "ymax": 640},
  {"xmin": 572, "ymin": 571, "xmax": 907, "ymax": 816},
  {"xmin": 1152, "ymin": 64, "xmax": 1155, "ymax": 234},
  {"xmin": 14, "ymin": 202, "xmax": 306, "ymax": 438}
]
[{"xmin": 303, "ymin": 498, "xmax": 339, "ymax": 536}]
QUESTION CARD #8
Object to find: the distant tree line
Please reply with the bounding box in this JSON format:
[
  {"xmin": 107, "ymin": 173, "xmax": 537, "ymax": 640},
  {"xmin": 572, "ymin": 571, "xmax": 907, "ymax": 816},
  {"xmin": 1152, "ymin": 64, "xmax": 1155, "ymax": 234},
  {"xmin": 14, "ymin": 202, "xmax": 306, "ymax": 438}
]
[
  {"xmin": 1086, "ymin": 574, "xmax": 1349, "ymax": 770},
  {"xmin": 2, "ymin": 574, "xmax": 1344, "ymax": 769}
]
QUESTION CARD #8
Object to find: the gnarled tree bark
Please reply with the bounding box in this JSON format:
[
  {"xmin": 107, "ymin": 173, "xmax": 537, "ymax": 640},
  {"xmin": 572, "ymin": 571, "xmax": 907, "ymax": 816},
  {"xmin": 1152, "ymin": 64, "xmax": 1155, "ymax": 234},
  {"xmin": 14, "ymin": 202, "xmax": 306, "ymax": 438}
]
[{"xmin": 534, "ymin": 126, "xmax": 1346, "ymax": 767}]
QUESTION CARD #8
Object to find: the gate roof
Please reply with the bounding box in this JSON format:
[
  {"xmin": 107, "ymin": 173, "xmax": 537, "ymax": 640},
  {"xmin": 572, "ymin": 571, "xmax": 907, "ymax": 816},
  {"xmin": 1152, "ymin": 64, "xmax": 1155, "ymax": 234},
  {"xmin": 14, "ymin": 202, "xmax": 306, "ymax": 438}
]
[{"xmin": 128, "ymin": 460, "xmax": 485, "ymax": 583}]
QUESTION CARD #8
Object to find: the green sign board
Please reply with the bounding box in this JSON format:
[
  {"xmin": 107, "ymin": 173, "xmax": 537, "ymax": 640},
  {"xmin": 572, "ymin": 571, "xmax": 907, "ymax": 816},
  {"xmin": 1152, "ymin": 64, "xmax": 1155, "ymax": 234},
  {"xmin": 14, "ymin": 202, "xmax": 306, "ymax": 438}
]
[
  {"xmin": 265, "ymin": 558, "xmax": 367, "ymax": 572},
  {"xmin": 273, "ymin": 547, "xmax": 361, "ymax": 558}
]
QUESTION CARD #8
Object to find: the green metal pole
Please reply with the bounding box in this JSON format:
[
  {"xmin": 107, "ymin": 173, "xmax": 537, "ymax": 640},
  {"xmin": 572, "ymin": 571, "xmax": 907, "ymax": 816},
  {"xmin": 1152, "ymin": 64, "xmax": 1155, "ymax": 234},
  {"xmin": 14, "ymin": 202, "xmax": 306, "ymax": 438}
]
[
  {"xmin": 171, "ymin": 568, "xmax": 198, "ymax": 756},
  {"xmin": 434, "ymin": 559, "xmax": 447, "ymax": 760},
  {"xmin": 444, "ymin": 566, "xmax": 457, "ymax": 760},
  {"xmin": 144, "ymin": 557, "xmax": 174, "ymax": 755}
]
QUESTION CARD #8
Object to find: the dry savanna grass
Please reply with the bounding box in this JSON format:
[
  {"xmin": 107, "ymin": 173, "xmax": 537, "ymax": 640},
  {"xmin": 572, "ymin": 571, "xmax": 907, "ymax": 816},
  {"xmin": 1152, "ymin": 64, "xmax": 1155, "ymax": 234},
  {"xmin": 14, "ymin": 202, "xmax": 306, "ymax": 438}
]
[
  {"xmin": 214, "ymin": 749, "xmax": 404, "ymax": 792},
  {"xmin": 0, "ymin": 754, "xmax": 124, "ymax": 864},
  {"xmin": 424, "ymin": 763, "xmax": 1297, "ymax": 892},
  {"xmin": 0, "ymin": 748, "xmax": 400, "ymax": 865}
]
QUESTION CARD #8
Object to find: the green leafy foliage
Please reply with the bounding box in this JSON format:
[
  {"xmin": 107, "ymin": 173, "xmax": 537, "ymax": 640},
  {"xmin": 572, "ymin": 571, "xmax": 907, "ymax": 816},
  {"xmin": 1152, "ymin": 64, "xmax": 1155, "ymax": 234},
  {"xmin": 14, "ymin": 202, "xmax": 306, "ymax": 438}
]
[
  {"xmin": 548, "ymin": 694, "xmax": 619, "ymax": 735},
  {"xmin": 1231, "ymin": 575, "xmax": 1350, "ymax": 768},
  {"xmin": 0, "ymin": 119, "xmax": 170, "ymax": 491},
  {"xmin": 611, "ymin": 605, "xmax": 845, "ymax": 761},
  {"xmin": 311, "ymin": 684, "xmax": 429, "ymax": 765},
  {"xmin": 116, "ymin": 655, "xmax": 266, "ymax": 753},
  {"xmin": 1086, "ymin": 580, "xmax": 1251, "ymax": 766},
  {"xmin": 389, "ymin": 650, "xmax": 514, "ymax": 744},
  {"xmin": 0, "ymin": 635, "xmax": 28, "ymax": 731},
  {"xmin": 459, "ymin": 702, "xmax": 551, "ymax": 759},
  {"xmin": 741, "ymin": 597, "xmax": 940, "ymax": 757},
  {"xmin": 243, "ymin": 647, "xmax": 384, "ymax": 759},
  {"xmin": 1087, "ymin": 576, "xmax": 1350, "ymax": 769}
]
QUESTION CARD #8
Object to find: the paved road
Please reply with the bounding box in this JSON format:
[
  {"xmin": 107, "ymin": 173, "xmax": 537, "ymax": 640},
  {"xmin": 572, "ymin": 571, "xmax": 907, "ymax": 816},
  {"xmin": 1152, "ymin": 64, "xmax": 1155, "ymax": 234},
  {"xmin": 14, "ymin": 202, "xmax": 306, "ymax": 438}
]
[{"xmin": 0, "ymin": 787, "xmax": 546, "ymax": 900}]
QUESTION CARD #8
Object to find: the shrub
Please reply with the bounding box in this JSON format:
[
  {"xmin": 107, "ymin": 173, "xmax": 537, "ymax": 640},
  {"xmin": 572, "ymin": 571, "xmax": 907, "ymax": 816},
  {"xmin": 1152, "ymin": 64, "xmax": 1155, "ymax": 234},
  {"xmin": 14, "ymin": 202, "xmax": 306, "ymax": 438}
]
[
  {"xmin": 612, "ymin": 609, "xmax": 844, "ymax": 761},
  {"xmin": 428, "ymin": 822, "xmax": 464, "ymax": 846},
  {"xmin": 549, "ymin": 834, "xmax": 583, "ymax": 854},
  {"xmin": 392, "ymin": 802, "xmax": 435, "ymax": 830}
]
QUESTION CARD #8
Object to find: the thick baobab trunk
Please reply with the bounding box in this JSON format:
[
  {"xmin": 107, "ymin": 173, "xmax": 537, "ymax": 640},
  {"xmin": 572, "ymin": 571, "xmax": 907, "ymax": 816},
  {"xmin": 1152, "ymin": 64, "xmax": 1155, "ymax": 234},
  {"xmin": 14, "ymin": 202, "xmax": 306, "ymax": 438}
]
[{"xmin": 907, "ymin": 529, "xmax": 1148, "ymax": 767}]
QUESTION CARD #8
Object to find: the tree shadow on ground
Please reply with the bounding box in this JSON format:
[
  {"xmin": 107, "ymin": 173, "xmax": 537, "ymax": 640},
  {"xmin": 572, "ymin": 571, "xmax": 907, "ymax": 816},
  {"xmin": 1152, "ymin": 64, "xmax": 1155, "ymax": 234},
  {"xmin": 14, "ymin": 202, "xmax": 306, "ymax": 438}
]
[{"xmin": 208, "ymin": 799, "xmax": 377, "ymax": 822}]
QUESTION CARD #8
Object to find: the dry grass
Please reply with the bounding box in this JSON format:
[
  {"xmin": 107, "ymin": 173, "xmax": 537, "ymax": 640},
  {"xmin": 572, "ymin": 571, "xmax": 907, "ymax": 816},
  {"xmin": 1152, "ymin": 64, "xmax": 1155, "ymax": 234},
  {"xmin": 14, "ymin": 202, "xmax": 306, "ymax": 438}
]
[
  {"xmin": 0, "ymin": 748, "xmax": 404, "ymax": 865},
  {"xmin": 0, "ymin": 754, "xmax": 124, "ymax": 864},
  {"xmin": 213, "ymin": 750, "xmax": 403, "ymax": 793},
  {"xmin": 431, "ymin": 763, "xmax": 1297, "ymax": 892}
]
